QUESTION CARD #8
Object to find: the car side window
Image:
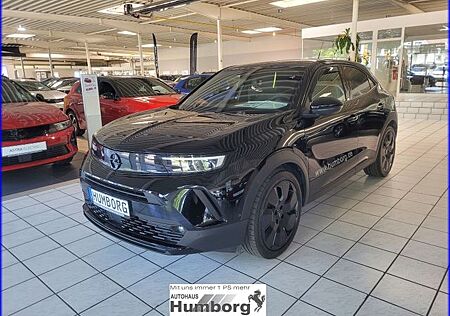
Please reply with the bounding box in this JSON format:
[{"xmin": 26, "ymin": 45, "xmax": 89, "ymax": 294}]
[
  {"xmin": 342, "ymin": 66, "xmax": 372, "ymax": 99},
  {"xmin": 98, "ymin": 81, "xmax": 116, "ymax": 97},
  {"xmin": 311, "ymin": 66, "xmax": 346, "ymax": 102}
]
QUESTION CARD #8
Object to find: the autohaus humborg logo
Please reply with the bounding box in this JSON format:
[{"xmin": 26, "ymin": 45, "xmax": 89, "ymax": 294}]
[{"xmin": 169, "ymin": 284, "xmax": 267, "ymax": 316}]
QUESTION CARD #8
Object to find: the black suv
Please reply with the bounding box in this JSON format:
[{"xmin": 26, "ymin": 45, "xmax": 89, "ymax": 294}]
[{"xmin": 80, "ymin": 60, "xmax": 397, "ymax": 258}]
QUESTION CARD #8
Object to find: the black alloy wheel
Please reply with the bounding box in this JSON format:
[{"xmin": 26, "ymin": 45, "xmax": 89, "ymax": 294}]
[
  {"xmin": 261, "ymin": 179, "xmax": 300, "ymax": 251},
  {"xmin": 364, "ymin": 125, "xmax": 396, "ymax": 177},
  {"xmin": 67, "ymin": 111, "xmax": 85, "ymax": 136},
  {"xmin": 243, "ymin": 169, "xmax": 302, "ymax": 258}
]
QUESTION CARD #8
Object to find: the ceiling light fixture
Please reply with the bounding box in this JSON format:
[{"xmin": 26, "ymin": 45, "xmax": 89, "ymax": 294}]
[
  {"xmin": 439, "ymin": 25, "xmax": 448, "ymax": 31},
  {"xmin": 98, "ymin": 3, "xmax": 143, "ymax": 15},
  {"xmin": 125, "ymin": 0, "xmax": 197, "ymax": 16},
  {"xmin": 254, "ymin": 27, "xmax": 282, "ymax": 32},
  {"xmin": 118, "ymin": 30, "xmax": 137, "ymax": 36},
  {"xmin": 140, "ymin": 44, "xmax": 162, "ymax": 48},
  {"xmin": 17, "ymin": 25, "xmax": 26, "ymax": 32},
  {"xmin": 241, "ymin": 30, "xmax": 261, "ymax": 34},
  {"xmin": 6, "ymin": 33, "xmax": 35, "ymax": 39},
  {"xmin": 270, "ymin": 0, "xmax": 327, "ymax": 8}
]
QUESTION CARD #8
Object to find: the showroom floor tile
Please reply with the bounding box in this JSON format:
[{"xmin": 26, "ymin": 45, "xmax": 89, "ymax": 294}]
[{"xmin": 2, "ymin": 119, "xmax": 448, "ymax": 315}]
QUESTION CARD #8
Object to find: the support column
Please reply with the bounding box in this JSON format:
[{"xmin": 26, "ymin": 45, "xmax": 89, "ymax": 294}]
[
  {"xmin": 48, "ymin": 48, "xmax": 54, "ymax": 77},
  {"xmin": 20, "ymin": 57, "xmax": 26, "ymax": 78},
  {"xmin": 217, "ymin": 18, "xmax": 223, "ymax": 70},
  {"xmin": 350, "ymin": 0, "xmax": 359, "ymax": 62},
  {"xmin": 137, "ymin": 33, "xmax": 145, "ymax": 76},
  {"xmin": 85, "ymin": 41, "xmax": 92, "ymax": 74}
]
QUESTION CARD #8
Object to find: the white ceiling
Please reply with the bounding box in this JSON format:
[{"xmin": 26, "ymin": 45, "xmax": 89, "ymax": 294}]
[{"xmin": 1, "ymin": 0, "xmax": 447, "ymax": 60}]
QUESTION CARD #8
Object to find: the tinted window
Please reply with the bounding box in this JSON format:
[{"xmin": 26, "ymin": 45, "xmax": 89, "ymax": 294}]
[
  {"xmin": 16, "ymin": 81, "xmax": 51, "ymax": 91},
  {"xmin": 342, "ymin": 67, "xmax": 372, "ymax": 99},
  {"xmin": 312, "ymin": 66, "xmax": 346, "ymax": 102},
  {"xmin": 186, "ymin": 77, "xmax": 207, "ymax": 90},
  {"xmin": 179, "ymin": 66, "xmax": 305, "ymax": 114},
  {"xmin": 2, "ymin": 79, "xmax": 36, "ymax": 103},
  {"xmin": 99, "ymin": 81, "xmax": 116, "ymax": 97},
  {"xmin": 113, "ymin": 78, "xmax": 175, "ymax": 97}
]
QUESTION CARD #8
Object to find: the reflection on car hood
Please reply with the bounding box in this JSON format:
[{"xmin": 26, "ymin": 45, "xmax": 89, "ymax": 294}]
[
  {"xmin": 95, "ymin": 108, "xmax": 287, "ymax": 154},
  {"xmin": 2, "ymin": 102, "xmax": 68, "ymax": 130},
  {"xmin": 30, "ymin": 90, "xmax": 66, "ymax": 100}
]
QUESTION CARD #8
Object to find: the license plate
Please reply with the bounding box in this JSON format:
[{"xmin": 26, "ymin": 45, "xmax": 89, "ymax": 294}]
[
  {"xmin": 90, "ymin": 188, "xmax": 130, "ymax": 217},
  {"xmin": 2, "ymin": 141, "xmax": 47, "ymax": 157}
]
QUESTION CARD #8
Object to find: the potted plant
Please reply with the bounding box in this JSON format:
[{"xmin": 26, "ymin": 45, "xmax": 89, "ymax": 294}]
[{"xmin": 335, "ymin": 28, "xmax": 361, "ymax": 62}]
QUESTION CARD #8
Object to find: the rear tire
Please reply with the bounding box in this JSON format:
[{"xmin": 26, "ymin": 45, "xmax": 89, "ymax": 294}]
[
  {"xmin": 364, "ymin": 126, "xmax": 396, "ymax": 177},
  {"xmin": 243, "ymin": 168, "xmax": 302, "ymax": 258},
  {"xmin": 67, "ymin": 111, "xmax": 85, "ymax": 136}
]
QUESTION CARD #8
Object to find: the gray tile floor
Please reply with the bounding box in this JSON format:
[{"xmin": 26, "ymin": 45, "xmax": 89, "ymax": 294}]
[{"xmin": 2, "ymin": 118, "xmax": 448, "ymax": 316}]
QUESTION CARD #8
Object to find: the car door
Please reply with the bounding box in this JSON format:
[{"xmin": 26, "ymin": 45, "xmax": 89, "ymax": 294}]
[
  {"xmin": 98, "ymin": 79, "xmax": 122, "ymax": 125},
  {"xmin": 341, "ymin": 65, "xmax": 389, "ymax": 163},
  {"xmin": 302, "ymin": 65, "xmax": 361, "ymax": 198}
]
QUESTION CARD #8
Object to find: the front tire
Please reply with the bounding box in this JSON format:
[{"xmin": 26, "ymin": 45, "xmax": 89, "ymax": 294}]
[
  {"xmin": 364, "ymin": 126, "xmax": 396, "ymax": 177},
  {"xmin": 67, "ymin": 111, "xmax": 85, "ymax": 136},
  {"xmin": 243, "ymin": 168, "xmax": 302, "ymax": 258}
]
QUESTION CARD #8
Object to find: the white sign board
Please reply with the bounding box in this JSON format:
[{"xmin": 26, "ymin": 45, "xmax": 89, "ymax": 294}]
[
  {"xmin": 169, "ymin": 284, "xmax": 266, "ymax": 316},
  {"xmin": 80, "ymin": 74, "xmax": 102, "ymax": 144}
]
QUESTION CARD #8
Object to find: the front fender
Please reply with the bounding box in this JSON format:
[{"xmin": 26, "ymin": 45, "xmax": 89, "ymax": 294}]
[{"xmin": 240, "ymin": 147, "xmax": 309, "ymax": 220}]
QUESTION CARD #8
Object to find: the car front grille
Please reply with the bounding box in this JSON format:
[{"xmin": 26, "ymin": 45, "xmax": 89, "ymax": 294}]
[
  {"xmin": 90, "ymin": 205, "xmax": 184, "ymax": 246},
  {"xmin": 3, "ymin": 125, "xmax": 50, "ymax": 141},
  {"xmin": 2, "ymin": 144, "xmax": 69, "ymax": 166}
]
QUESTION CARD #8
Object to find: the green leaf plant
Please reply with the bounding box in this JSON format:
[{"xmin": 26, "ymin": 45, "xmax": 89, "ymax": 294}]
[{"xmin": 334, "ymin": 28, "xmax": 361, "ymax": 62}]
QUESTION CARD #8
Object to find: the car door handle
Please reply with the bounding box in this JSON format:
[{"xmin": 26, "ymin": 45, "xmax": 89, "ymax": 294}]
[{"xmin": 347, "ymin": 114, "xmax": 359, "ymax": 123}]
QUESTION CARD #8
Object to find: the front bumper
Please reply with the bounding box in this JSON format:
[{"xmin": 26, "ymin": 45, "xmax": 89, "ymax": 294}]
[
  {"xmin": 2, "ymin": 127, "xmax": 78, "ymax": 172},
  {"xmin": 80, "ymin": 170, "xmax": 249, "ymax": 255}
]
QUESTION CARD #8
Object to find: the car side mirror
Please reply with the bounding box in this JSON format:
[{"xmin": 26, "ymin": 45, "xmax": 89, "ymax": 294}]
[
  {"xmin": 35, "ymin": 93, "xmax": 45, "ymax": 102},
  {"xmin": 310, "ymin": 97, "xmax": 343, "ymax": 116}
]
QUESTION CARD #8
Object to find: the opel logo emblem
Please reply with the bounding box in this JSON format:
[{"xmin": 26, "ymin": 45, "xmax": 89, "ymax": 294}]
[{"xmin": 109, "ymin": 153, "xmax": 122, "ymax": 170}]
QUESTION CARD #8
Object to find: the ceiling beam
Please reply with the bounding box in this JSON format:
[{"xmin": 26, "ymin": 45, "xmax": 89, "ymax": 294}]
[
  {"xmin": 2, "ymin": 9, "xmax": 249, "ymax": 42},
  {"xmin": 185, "ymin": 2, "xmax": 306, "ymax": 29},
  {"xmin": 389, "ymin": 0, "xmax": 424, "ymax": 14}
]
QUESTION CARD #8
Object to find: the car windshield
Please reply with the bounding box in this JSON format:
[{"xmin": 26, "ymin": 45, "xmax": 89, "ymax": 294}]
[
  {"xmin": 178, "ymin": 66, "xmax": 305, "ymax": 114},
  {"xmin": 17, "ymin": 81, "xmax": 51, "ymax": 91},
  {"xmin": 2, "ymin": 79, "xmax": 37, "ymax": 103},
  {"xmin": 114, "ymin": 77, "xmax": 176, "ymax": 97},
  {"xmin": 52, "ymin": 79, "xmax": 77, "ymax": 89}
]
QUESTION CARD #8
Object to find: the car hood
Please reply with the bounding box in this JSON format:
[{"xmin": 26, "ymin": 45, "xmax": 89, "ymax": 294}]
[
  {"xmin": 30, "ymin": 90, "xmax": 66, "ymax": 100},
  {"xmin": 2, "ymin": 102, "xmax": 69, "ymax": 130},
  {"xmin": 95, "ymin": 109, "xmax": 288, "ymax": 154}
]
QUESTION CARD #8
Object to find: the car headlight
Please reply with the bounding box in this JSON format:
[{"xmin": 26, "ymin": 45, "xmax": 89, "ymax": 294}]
[
  {"xmin": 48, "ymin": 119, "xmax": 72, "ymax": 133},
  {"xmin": 145, "ymin": 154, "xmax": 225, "ymax": 173}
]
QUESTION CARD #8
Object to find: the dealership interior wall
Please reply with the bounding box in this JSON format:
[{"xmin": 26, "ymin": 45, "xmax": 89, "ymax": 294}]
[{"xmin": 2, "ymin": 0, "xmax": 449, "ymax": 315}]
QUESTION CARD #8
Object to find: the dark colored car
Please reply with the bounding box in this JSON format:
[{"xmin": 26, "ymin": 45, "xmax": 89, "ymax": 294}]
[
  {"xmin": 173, "ymin": 74, "xmax": 212, "ymax": 94},
  {"xmin": 64, "ymin": 76, "xmax": 181, "ymax": 135},
  {"xmin": 2, "ymin": 77, "xmax": 78, "ymax": 171},
  {"xmin": 406, "ymin": 71, "xmax": 437, "ymax": 87},
  {"xmin": 80, "ymin": 60, "xmax": 397, "ymax": 258}
]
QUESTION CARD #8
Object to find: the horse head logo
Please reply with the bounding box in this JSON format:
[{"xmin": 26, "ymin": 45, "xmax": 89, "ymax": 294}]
[{"xmin": 248, "ymin": 289, "xmax": 266, "ymax": 312}]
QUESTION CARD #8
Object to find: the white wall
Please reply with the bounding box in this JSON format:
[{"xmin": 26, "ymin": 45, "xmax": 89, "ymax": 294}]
[{"xmin": 158, "ymin": 34, "xmax": 302, "ymax": 74}]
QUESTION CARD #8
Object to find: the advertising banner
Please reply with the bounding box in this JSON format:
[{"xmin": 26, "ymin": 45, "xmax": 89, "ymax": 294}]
[
  {"xmin": 153, "ymin": 33, "xmax": 160, "ymax": 78},
  {"xmin": 190, "ymin": 33, "xmax": 198, "ymax": 75},
  {"xmin": 170, "ymin": 284, "xmax": 266, "ymax": 316}
]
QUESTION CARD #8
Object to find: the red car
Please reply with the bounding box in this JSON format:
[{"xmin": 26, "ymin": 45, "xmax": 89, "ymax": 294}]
[
  {"xmin": 64, "ymin": 76, "xmax": 182, "ymax": 135},
  {"xmin": 2, "ymin": 77, "xmax": 78, "ymax": 172}
]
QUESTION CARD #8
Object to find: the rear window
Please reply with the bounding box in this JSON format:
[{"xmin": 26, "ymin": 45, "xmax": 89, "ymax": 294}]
[{"xmin": 2, "ymin": 79, "xmax": 36, "ymax": 103}]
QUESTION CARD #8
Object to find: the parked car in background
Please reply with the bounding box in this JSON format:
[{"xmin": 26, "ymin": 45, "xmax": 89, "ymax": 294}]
[
  {"xmin": 432, "ymin": 65, "xmax": 447, "ymax": 82},
  {"xmin": 2, "ymin": 77, "xmax": 77, "ymax": 171},
  {"xmin": 64, "ymin": 76, "xmax": 181, "ymax": 135},
  {"xmin": 406, "ymin": 71, "xmax": 437, "ymax": 87},
  {"xmin": 173, "ymin": 73, "xmax": 212, "ymax": 94},
  {"xmin": 41, "ymin": 77, "xmax": 60, "ymax": 87},
  {"xmin": 49, "ymin": 77, "xmax": 78, "ymax": 93},
  {"xmin": 13, "ymin": 79, "xmax": 66, "ymax": 110},
  {"xmin": 80, "ymin": 60, "xmax": 397, "ymax": 258}
]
